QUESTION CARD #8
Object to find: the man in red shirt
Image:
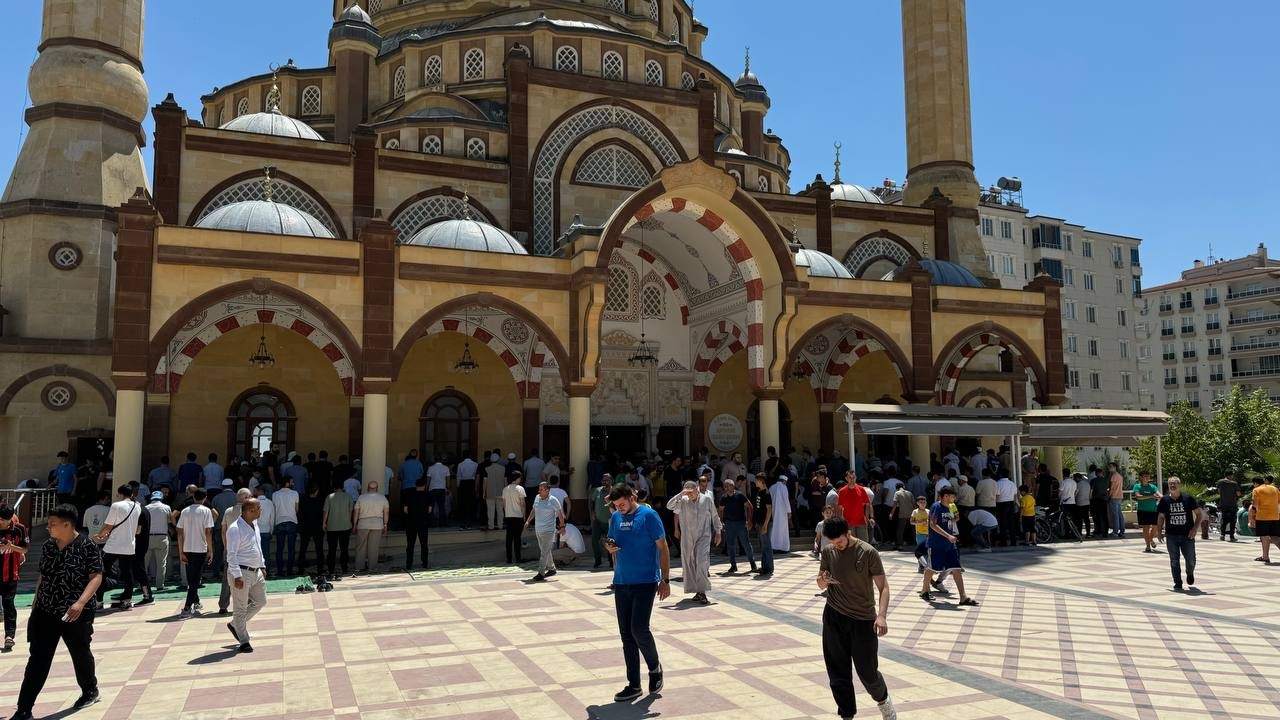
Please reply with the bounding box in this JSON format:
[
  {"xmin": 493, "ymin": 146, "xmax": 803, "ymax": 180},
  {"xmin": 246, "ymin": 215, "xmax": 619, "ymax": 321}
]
[
  {"xmin": 0, "ymin": 506, "xmax": 31, "ymax": 651},
  {"xmin": 836, "ymin": 471, "xmax": 874, "ymax": 542}
]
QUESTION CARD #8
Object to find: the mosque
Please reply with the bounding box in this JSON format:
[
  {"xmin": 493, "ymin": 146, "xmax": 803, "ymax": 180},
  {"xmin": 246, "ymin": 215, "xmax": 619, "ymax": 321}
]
[{"xmin": 0, "ymin": 0, "xmax": 1066, "ymax": 504}]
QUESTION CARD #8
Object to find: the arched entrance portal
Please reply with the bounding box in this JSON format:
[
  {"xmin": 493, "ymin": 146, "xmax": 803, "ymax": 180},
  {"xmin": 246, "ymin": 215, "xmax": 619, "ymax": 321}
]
[
  {"xmin": 419, "ymin": 390, "xmax": 478, "ymax": 463},
  {"xmin": 227, "ymin": 386, "xmax": 296, "ymax": 461}
]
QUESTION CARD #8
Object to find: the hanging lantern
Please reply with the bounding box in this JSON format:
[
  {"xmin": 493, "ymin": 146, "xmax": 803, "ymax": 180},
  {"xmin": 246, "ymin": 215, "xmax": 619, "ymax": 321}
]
[{"xmin": 248, "ymin": 294, "xmax": 275, "ymax": 369}]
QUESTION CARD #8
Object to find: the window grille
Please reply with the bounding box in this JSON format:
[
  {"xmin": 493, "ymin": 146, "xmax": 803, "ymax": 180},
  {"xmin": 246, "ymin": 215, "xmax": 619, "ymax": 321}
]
[
  {"xmin": 421, "ymin": 135, "xmax": 442, "ymax": 155},
  {"xmin": 466, "ymin": 137, "xmax": 487, "ymax": 160},
  {"xmin": 681, "ymin": 72, "xmax": 695, "ymax": 90},
  {"xmin": 236, "ymin": 98, "xmax": 250, "ymax": 117},
  {"xmin": 393, "ymin": 66, "xmax": 407, "ymax": 98},
  {"xmin": 424, "ymin": 55, "xmax": 443, "ymax": 85},
  {"xmin": 301, "ymin": 85, "xmax": 321, "ymax": 116},
  {"xmin": 648, "ymin": 0, "xmax": 659, "ymax": 22},
  {"xmin": 385, "ymin": 137, "xmax": 400, "ymax": 149},
  {"xmin": 197, "ymin": 177, "xmax": 338, "ymax": 236},
  {"xmin": 641, "ymin": 284, "xmax": 665, "ymax": 319},
  {"xmin": 573, "ymin": 145, "xmax": 649, "ymax": 188},
  {"xmin": 464, "ymin": 48, "xmax": 485, "ymax": 81},
  {"xmin": 644, "ymin": 60, "xmax": 664, "ymax": 86},
  {"xmin": 555, "ymin": 46, "xmax": 580, "ymax": 73},
  {"xmin": 757, "ymin": 175, "xmax": 769, "ymax": 192},
  {"xmin": 602, "ymin": 51, "xmax": 624, "ymax": 81},
  {"xmin": 605, "ymin": 266, "xmax": 633, "ymax": 314}
]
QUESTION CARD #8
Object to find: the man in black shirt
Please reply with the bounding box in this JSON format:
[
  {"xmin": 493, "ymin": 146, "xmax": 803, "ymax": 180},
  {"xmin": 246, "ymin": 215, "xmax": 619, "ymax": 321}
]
[
  {"xmin": 718, "ymin": 478, "xmax": 755, "ymax": 574},
  {"xmin": 307, "ymin": 451, "xmax": 334, "ymax": 496},
  {"xmin": 1216, "ymin": 471, "xmax": 1240, "ymax": 541},
  {"xmin": 11, "ymin": 504, "xmax": 103, "ymax": 719},
  {"xmin": 1156, "ymin": 477, "xmax": 1202, "ymax": 591},
  {"xmin": 1034, "ymin": 465, "xmax": 1059, "ymax": 510},
  {"xmin": 297, "ymin": 484, "xmax": 326, "ymax": 576},
  {"xmin": 751, "ymin": 474, "xmax": 774, "ymax": 575},
  {"xmin": 402, "ymin": 477, "xmax": 432, "ymax": 570}
]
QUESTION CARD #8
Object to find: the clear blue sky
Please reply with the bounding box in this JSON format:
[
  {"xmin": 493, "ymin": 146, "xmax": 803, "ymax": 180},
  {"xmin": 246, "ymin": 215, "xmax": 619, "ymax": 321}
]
[{"xmin": 0, "ymin": 1, "xmax": 1275, "ymax": 284}]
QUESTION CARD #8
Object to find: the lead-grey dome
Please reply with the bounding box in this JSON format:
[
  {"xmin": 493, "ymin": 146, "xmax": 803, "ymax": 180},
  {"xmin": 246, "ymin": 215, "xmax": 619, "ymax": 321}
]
[
  {"xmin": 796, "ymin": 248, "xmax": 853, "ymax": 278},
  {"xmin": 220, "ymin": 111, "xmax": 324, "ymax": 141},
  {"xmin": 406, "ymin": 218, "xmax": 527, "ymax": 254},
  {"xmin": 829, "ymin": 183, "xmax": 883, "ymax": 204},
  {"xmin": 883, "ymin": 259, "xmax": 984, "ymax": 288},
  {"xmin": 339, "ymin": 3, "xmax": 372, "ymax": 23},
  {"xmin": 195, "ymin": 200, "xmax": 334, "ymax": 238}
]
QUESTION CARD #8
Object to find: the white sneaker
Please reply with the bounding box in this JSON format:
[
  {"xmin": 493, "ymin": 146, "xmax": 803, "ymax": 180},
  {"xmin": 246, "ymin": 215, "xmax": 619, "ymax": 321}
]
[{"xmin": 878, "ymin": 696, "xmax": 897, "ymax": 720}]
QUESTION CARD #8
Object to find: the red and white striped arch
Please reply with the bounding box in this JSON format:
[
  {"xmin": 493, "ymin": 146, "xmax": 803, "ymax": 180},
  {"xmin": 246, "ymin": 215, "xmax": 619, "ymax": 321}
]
[
  {"xmin": 816, "ymin": 332, "xmax": 902, "ymax": 404},
  {"xmin": 937, "ymin": 332, "xmax": 1026, "ymax": 406},
  {"xmin": 630, "ymin": 197, "xmax": 766, "ymax": 388},
  {"xmin": 426, "ymin": 317, "xmax": 541, "ymax": 399},
  {"xmin": 158, "ymin": 307, "xmax": 356, "ymax": 395},
  {"xmin": 692, "ymin": 320, "xmax": 746, "ymax": 401}
]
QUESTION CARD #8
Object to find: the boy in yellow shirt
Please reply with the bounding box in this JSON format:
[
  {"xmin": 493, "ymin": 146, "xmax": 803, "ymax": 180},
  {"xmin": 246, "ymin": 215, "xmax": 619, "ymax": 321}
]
[
  {"xmin": 910, "ymin": 496, "xmax": 930, "ymax": 572},
  {"xmin": 1019, "ymin": 484, "xmax": 1037, "ymax": 546}
]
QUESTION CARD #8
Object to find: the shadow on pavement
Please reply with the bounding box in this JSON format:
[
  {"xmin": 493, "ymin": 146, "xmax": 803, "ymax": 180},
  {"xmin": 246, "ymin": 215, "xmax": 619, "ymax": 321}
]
[
  {"xmin": 187, "ymin": 646, "xmax": 241, "ymax": 665},
  {"xmin": 585, "ymin": 693, "xmax": 661, "ymax": 719}
]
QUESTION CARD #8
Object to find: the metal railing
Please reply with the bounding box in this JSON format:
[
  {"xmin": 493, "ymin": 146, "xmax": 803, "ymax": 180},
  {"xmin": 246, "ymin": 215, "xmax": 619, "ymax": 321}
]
[
  {"xmin": 0, "ymin": 489, "xmax": 57, "ymax": 526},
  {"xmin": 1229, "ymin": 313, "xmax": 1280, "ymax": 326},
  {"xmin": 1230, "ymin": 339, "xmax": 1280, "ymax": 353},
  {"xmin": 1227, "ymin": 285, "xmax": 1280, "ymax": 301},
  {"xmin": 1233, "ymin": 366, "xmax": 1280, "ymax": 378}
]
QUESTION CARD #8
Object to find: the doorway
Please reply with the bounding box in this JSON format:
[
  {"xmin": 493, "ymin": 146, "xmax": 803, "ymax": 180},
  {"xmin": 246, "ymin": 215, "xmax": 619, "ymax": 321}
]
[
  {"xmin": 419, "ymin": 390, "xmax": 478, "ymax": 463},
  {"xmin": 227, "ymin": 387, "xmax": 296, "ymax": 461}
]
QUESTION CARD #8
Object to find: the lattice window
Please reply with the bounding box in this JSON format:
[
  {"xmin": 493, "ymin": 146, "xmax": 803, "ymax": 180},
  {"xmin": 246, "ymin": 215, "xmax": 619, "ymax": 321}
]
[
  {"xmin": 641, "ymin": 283, "xmax": 665, "ymax": 319},
  {"xmin": 424, "ymin": 55, "xmax": 443, "ymax": 85},
  {"xmin": 465, "ymin": 137, "xmax": 487, "ymax": 160},
  {"xmin": 728, "ymin": 169, "xmax": 742, "ymax": 187},
  {"xmin": 368, "ymin": 0, "xmax": 383, "ymax": 12},
  {"xmin": 385, "ymin": 137, "xmax": 400, "ymax": 149},
  {"xmin": 392, "ymin": 66, "xmax": 407, "ymax": 98},
  {"xmin": 757, "ymin": 174, "xmax": 770, "ymax": 192},
  {"xmin": 602, "ymin": 51, "xmax": 624, "ymax": 81},
  {"xmin": 532, "ymin": 105, "xmax": 682, "ymax": 255},
  {"xmin": 236, "ymin": 98, "xmax": 250, "ymax": 117},
  {"xmin": 604, "ymin": 265, "xmax": 633, "ymax": 315},
  {"xmin": 555, "ymin": 46, "xmax": 579, "ymax": 73},
  {"xmin": 607, "ymin": 0, "xmax": 625, "ymax": 12},
  {"xmin": 648, "ymin": 0, "xmax": 659, "ymax": 22},
  {"xmin": 392, "ymin": 194, "xmax": 483, "ymax": 241},
  {"xmin": 681, "ymin": 72, "xmax": 695, "ymax": 91},
  {"xmin": 712, "ymin": 91, "xmax": 719, "ymax": 119},
  {"xmin": 464, "ymin": 48, "xmax": 485, "ymax": 81},
  {"xmin": 196, "ymin": 177, "xmax": 338, "ymax": 236},
  {"xmin": 842, "ymin": 236, "xmax": 914, "ymax": 278},
  {"xmin": 644, "ymin": 60, "xmax": 664, "ymax": 87},
  {"xmin": 573, "ymin": 144, "xmax": 650, "ymax": 189},
  {"xmin": 301, "ymin": 85, "xmax": 321, "ymax": 116},
  {"xmin": 421, "ymin": 135, "xmax": 442, "ymax": 155}
]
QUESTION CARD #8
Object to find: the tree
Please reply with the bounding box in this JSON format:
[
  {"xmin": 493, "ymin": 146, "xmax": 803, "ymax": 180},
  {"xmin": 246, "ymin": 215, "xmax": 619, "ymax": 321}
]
[{"xmin": 1131, "ymin": 387, "xmax": 1280, "ymax": 482}]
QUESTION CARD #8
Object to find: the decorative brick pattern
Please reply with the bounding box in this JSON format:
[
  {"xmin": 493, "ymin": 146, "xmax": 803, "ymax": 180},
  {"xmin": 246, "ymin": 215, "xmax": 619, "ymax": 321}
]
[{"xmin": 692, "ymin": 320, "xmax": 745, "ymax": 401}]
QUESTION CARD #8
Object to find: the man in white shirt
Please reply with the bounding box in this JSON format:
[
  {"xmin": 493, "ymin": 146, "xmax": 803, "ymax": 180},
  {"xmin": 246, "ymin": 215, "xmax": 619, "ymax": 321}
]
[
  {"xmin": 502, "ymin": 473, "xmax": 527, "ymax": 564},
  {"xmin": 93, "ymin": 484, "xmax": 141, "ymax": 609},
  {"xmin": 143, "ymin": 491, "xmax": 173, "ymax": 593},
  {"xmin": 253, "ymin": 488, "xmax": 275, "ymax": 556},
  {"xmin": 975, "ymin": 471, "xmax": 998, "ymax": 511},
  {"xmin": 426, "ymin": 458, "xmax": 451, "ymax": 526},
  {"xmin": 542, "ymin": 455, "xmax": 562, "ymax": 486},
  {"xmin": 456, "ymin": 453, "xmax": 479, "ymax": 530},
  {"xmin": 201, "ymin": 453, "xmax": 225, "ymax": 493},
  {"xmin": 482, "ymin": 453, "xmax": 507, "ymax": 531},
  {"xmin": 969, "ymin": 449, "xmax": 987, "ymax": 478},
  {"xmin": 354, "ymin": 480, "xmax": 390, "ymax": 573},
  {"xmin": 552, "ymin": 521, "xmax": 586, "ymax": 566},
  {"xmin": 1059, "ymin": 473, "xmax": 1078, "ymax": 513},
  {"xmin": 721, "ymin": 453, "xmax": 745, "ymax": 486},
  {"xmin": 271, "ymin": 478, "xmax": 301, "ymax": 576},
  {"xmin": 548, "ymin": 477, "xmax": 570, "ymax": 514},
  {"xmin": 967, "ymin": 508, "xmax": 1000, "ymax": 551},
  {"xmin": 995, "ymin": 474, "xmax": 1019, "ymax": 547},
  {"xmin": 177, "ymin": 489, "xmax": 214, "ymax": 616},
  {"xmin": 225, "ymin": 499, "xmax": 267, "ymax": 653},
  {"xmin": 934, "ymin": 475, "xmax": 952, "ymax": 498},
  {"xmin": 83, "ymin": 492, "xmax": 111, "ymax": 544}
]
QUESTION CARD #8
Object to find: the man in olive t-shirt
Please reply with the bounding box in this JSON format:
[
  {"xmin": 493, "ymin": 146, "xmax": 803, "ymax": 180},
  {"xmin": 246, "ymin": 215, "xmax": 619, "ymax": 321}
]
[{"xmin": 817, "ymin": 517, "xmax": 897, "ymax": 720}]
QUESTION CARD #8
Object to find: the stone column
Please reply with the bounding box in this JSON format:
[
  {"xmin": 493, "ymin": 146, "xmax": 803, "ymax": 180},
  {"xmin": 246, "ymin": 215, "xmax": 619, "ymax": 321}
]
[
  {"xmin": 908, "ymin": 435, "xmax": 931, "ymax": 476},
  {"xmin": 114, "ymin": 388, "xmax": 145, "ymax": 484},
  {"xmin": 360, "ymin": 393, "xmax": 388, "ymax": 488},
  {"xmin": 757, "ymin": 398, "xmax": 780, "ymax": 468},
  {"xmin": 568, "ymin": 394, "xmax": 591, "ymax": 504},
  {"xmin": 1045, "ymin": 446, "xmax": 1065, "ymax": 477}
]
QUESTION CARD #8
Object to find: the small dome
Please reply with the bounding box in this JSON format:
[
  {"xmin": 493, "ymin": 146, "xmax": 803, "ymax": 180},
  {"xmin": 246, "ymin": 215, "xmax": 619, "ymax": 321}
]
[
  {"xmin": 735, "ymin": 68, "xmax": 765, "ymax": 91},
  {"xmin": 195, "ymin": 200, "xmax": 334, "ymax": 238},
  {"xmin": 829, "ymin": 183, "xmax": 883, "ymax": 204},
  {"xmin": 406, "ymin": 218, "xmax": 527, "ymax": 254},
  {"xmin": 339, "ymin": 4, "xmax": 372, "ymax": 23},
  {"xmin": 882, "ymin": 259, "xmax": 985, "ymax": 288},
  {"xmin": 796, "ymin": 248, "xmax": 853, "ymax": 279},
  {"xmin": 220, "ymin": 111, "xmax": 324, "ymax": 141}
]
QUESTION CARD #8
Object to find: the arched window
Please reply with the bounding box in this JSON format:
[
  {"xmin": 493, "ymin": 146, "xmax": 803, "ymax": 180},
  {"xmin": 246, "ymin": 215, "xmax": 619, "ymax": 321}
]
[
  {"xmin": 607, "ymin": 0, "xmax": 625, "ymax": 11},
  {"xmin": 674, "ymin": 14, "xmax": 683, "ymax": 44},
  {"xmin": 602, "ymin": 51, "xmax": 624, "ymax": 81},
  {"xmin": 644, "ymin": 60, "xmax": 664, "ymax": 87},
  {"xmin": 424, "ymin": 55, "xmax": 443, "ymax": 85},
  {"xmin": 746, "ymin": 399, "xmax": 791, "ymax": 464},
  {"xmin": 681, "ymin": 72, "xmax": 695, "ymax": 91},
  {"xmin": 573, "ymin": 144, "xmax": 650, "ymax": 189},
  {"xmin": 727, "ymin": 169, "xmax": 743, "ymax": 187},
  {"xmin": 385, "ymin": 137, "xmax": 400, "ymax": 150},
  {"xmin": 463, "ymin": 48, "xmax": 485, "ymax": 81},
  {"xmin": 555, "ymin": 46, "xmax": 580, "ymax": 73},
  {"xmin": 196, "ymin": 175, "xmax": 340, "ymax": 236},
  {"xmin": 842, "ymin": 235, "xmax": 916, "ymax": 279},
  {"xmin": 228, "ymin": 387, "xmax": 296, "ymax": 461},
  {"xmin": 368, "ymin": 0, "xmax": 383, "ymax": 12},
  {"xmin": 465, "ymin": 137, "xmax": 487, "ymax": 160},
  {"xmin": 641, "ymin": 283, "xmax": 665, "ymax": 319},
  {"xmin": 648, "ymin": 0, "xmax": 660, "ymax": 22},
  {"xmin": 712, "ymin": 91, "xmax": 719, "ymax": 119},
  {"xmin": 421, "ymin": 390, "xmax": 477, "ymax": 464},
  {"xmin": 392, "ymin": 66, "xmax": 407, "ymax": 98},
  {"xmin": 757, "ymin": 174, "xmax": 770, "ymax": 192},
  {"xmin": 301, "ymin": 85, "xmax": 321, "ymax": 116},
  {"xmin": 236, "ymin": 98, "xmax": 250, "ymax": 117},
  {"xmin": 421, "ymin": 135, "xmax": 443, "ymax": 155},
  {"xmin": 604, "ymin": 265, "xmax": 633, "ymax": 316}
]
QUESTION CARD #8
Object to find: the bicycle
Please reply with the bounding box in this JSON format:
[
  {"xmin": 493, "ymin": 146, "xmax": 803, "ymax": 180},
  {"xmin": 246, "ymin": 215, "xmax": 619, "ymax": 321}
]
[{"xmin": 1035, "ymin": 505, "xmax": 1082, "ymax": 544}]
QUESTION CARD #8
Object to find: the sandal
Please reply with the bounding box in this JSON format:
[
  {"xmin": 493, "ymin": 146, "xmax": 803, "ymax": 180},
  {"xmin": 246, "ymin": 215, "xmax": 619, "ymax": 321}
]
[
  {"xmin": 918, "ymin": 591, "xmax": 933, "ymax": 602},
  {"xmin": 958, "ymin": 597, "xmax": 979, "ymax": 607}
]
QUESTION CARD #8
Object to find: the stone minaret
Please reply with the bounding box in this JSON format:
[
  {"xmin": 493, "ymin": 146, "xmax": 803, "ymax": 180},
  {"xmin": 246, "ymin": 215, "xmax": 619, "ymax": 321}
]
[
  {"xmin": 0, "ymin": 0, "xmax": 149, "ymax": 339},
  {"xmin": 900, "ymin": 0, "xmax": 986, "ymax": 274}
]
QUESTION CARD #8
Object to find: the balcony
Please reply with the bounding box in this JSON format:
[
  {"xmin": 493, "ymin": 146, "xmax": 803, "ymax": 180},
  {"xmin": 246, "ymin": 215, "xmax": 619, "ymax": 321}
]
[
  {"xmin": 1230, "ymin": 338, "xmax": 1280, "ymax": 354},
  {"xmin": 1232, "ymin": 366, "xmax": 1280, "ymax": 379},
  {"xmin": 1164, "ymin": 377, "xmax": 1179, "ymax": 386},
  {"xmin": 1226, "ymin": 285, "xmax": 1280, "ymax": 303},
  {"xmin": 1228, "ymin": 312, "xmax": 1280, "ymax": 327}
]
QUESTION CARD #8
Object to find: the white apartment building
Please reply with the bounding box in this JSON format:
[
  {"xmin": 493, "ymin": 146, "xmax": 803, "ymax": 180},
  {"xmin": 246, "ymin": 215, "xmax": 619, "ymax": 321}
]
[
  {"xmin": 1142, "ymin": 244, "xmax": 1280, "ymax": 415},
  {"xmin": 978, "ymin": 188, "xmax": 1145, "ymax": 413}
]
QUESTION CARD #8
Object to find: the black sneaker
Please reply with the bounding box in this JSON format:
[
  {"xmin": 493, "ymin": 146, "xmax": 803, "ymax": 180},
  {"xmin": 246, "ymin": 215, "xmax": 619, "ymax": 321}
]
[
  {"xmin": 9, "ymin": 710, "xmax": 33, "ymax": 720},
  {"xmin": 72, "ymin": 690, "xmax": 100, "ymax": 709},
  {"xmin": 136, "ymin": 596, "xmax": 154, "ymax": 606},
  {"xmin": 649, "ymin": 664, "xmax": 664, "ymax": 693},
  {"xmin": 614, "ymin": 685, "xmax": 643, "ymax": 702},
  {"xmin": 532, "ymin": 573, "xmax": 547, "ymax": 582},
  {"xmin": 238, "ymin": 642, "xmax": 254, "ymax": 653},
  {"xmin": 919, "ymin": 591, "xmax": 934, "ymax": 602},
  {"xmin": 1187, "ymin": 574, "xmax": 1195, "ymax": 586},
  {"xmin": 545, "ymin": 569, "xmax": 557, "ymax": 577}
]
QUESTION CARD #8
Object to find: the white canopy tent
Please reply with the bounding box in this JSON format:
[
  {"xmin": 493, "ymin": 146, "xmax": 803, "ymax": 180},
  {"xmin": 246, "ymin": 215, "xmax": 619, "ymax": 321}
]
[{"xmin": 838, "ymin": 404, "xmax": 1171, "ymax": 485}]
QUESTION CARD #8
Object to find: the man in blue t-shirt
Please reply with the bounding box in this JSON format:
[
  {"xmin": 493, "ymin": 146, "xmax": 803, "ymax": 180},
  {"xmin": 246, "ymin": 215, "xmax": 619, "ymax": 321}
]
[
  {"xmin": 177, "ymin": 453, "xmax": 203, "ymax": 492},
  {"xmin": 52, "ymin": 451, "xmax": 78, "ymax": 504},
  {"xmin": 920, "ymin": 487, "xmax": 979, "ymax": 607},
  {"xmin": 605, "ymin": 484, "xmax": 670, "ymax": 704}
]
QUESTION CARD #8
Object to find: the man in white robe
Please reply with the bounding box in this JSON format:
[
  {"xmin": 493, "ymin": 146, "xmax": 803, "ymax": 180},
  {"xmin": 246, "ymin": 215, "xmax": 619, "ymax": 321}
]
[
  {"xmin": 769, "ymin": 475, "xmax": 793, "ymax": 552},
  {"xmin": 666, "ymin": 481, "xmax": 722, "ymax": 604}
]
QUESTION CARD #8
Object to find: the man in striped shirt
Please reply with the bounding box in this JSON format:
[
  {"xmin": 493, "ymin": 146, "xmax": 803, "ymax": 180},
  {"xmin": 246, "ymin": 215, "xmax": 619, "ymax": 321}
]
[{"xmin": 0, "ymin": 506, "xmax": 30, "ymax": 651}]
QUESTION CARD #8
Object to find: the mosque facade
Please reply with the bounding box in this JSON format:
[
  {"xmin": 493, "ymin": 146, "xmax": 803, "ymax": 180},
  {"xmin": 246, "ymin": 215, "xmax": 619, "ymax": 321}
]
[{"xmin": 0, "ymin": 0, "xmax": 1066, "ymax": 502}]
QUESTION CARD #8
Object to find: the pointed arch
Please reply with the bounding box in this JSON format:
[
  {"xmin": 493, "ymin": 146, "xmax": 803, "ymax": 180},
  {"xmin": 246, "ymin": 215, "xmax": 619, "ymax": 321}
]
[
  {"xmin": 187, "ymin": 169, "xmax": 346, "ymax": 238},
  {"xmin": 933, "ymin": 321, "xmax": 1050, "ymax": 406},
  {"xmin": 692, "ymin": 320, "xmax": 746, "ymax": 401},
  {"xmin": 842, "ymin": 230, "xmax": 920, "ymax": 278},
  {"xmin": 783, "ymin": 314, "xmax": 914, "ymax": 402},
  {"xmin": 387, "ymin": 187, "xmax": 501, "ymax": 241},
  {"xmin": 0, "ymin": 365, "xmax": 116, "ymax": 417}
]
